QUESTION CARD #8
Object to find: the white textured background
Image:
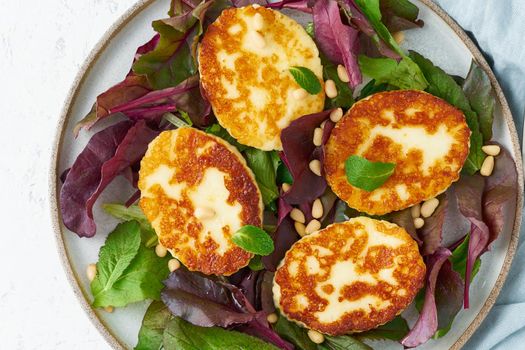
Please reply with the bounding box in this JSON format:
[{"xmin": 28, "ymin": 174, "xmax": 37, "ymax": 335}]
[{"xmin": 0, "ymin": 0, "xmax": 523, "ymax": 349}]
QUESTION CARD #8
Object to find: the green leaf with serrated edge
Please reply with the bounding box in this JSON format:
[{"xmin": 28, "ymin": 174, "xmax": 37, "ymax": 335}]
[
  {"xmin": 358, "ymin": 55, "xmax": 428, "ymax": 90},
  {"xmin": 102, "ymin": 204, "xmax": 157, "ymax": 248},
  {"xmin": 289, "ymin": 66, "xmax": 322, "ymax": 94},
  {"xmin": 90, "ymin": 221, "xmax": 141, "ymax": 304},
  {"xmin": 135, "ymin": 301, "xmax": 172, "ymax": 350},
  {"xmin": 409, "ymin": 51, "xmax": 484, "ymax": 174},
  {"xmin": 463, "ymin": 61, "xmax": 495, "ymax": 142},
  {"xmin": 232, "ymin": 225, "xmax": 274, "ymax": 256},
  {"xmin": 163, "ymin": 317, "xmax": 279, "ymax": 350},
  {"xmin": 345, "ymin": 155, "xmax": 396, "ymax": 192}
]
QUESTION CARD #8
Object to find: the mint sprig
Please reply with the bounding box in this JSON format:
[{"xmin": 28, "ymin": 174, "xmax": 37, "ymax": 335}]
[
  {"xmin": 232, "ymin": 225, "xmax": 274, "ymax": 256},
  {"xmin": 345, "ymin": 155, "xmax": 396, "ymax": 192},
  {"xmin": 289, "ymin": 66, "xmax": 322, "ymax": 94}
]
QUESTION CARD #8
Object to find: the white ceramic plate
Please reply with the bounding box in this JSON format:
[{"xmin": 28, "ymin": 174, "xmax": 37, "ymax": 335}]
[{"xmin": 50, "ymin": 0, "xmax": 524, "ymax": 349}]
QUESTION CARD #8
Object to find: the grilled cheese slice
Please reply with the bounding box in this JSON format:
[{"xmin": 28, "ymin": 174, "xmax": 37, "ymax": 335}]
[
  {"xmin": 138, "ymin": 128, "xmax": 263, "ymax": 275},
  {"xmin": 273, "ymin": 217, "xmax": 425, "ymax": 335},
  {"xmin": 324, "ymin": 90, "xmax": 471, "ymax": 215},
  {"xmin": 198, "ymin": 5, "xmax": 325, "ymax": 150}
]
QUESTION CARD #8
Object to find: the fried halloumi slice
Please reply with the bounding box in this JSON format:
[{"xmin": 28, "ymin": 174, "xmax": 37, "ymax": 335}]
[
  {"xmin": 138, "ymin": 128, "xmax": 263, "ymax": 276},
  {"xmin": 324, "ymin": 90, "xmax": 471, "ymax": 215},
  {"xmin": 273, "ymin": 217, "xmax": 425, "ymax": 335},
  {"xmin": 198, "ymin": 5, "xmax": 325, "ymax": 151}
]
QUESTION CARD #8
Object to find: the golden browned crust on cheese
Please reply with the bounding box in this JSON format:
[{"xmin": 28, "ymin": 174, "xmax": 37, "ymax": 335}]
[
  {"xmin": 324, "ymin": 90, "xmax": 471, "ymax": 215},
  {"xmin": 198, "ymin": 6, "xmax": 324, "ymax": 150},
  {"xmin": 138, "ymin": 128, "xmax": 263, "ymax": 275},
  {"xmin": 274, "ymin": 218, "xmax": 425, "ymax": 335}
]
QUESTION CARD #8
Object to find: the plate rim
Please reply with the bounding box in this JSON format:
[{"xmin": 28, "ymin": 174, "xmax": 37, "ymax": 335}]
[{"xmin": 49, "ymin": 1, "xmax": 524, "ymax": 349}]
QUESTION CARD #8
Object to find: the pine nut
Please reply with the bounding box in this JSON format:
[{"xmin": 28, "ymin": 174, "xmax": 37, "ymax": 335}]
[
  {"xmin": 309, "ymin": 160, "xmax": 322, "ymax": 176},
  {"xmin": 168, "ymin": 259, "xmax": 181, "ymax": 272},
  {"xmin": 253, "ymin": 31, "xmax": 266, "ymax": 48},
  {"xmin": 313, "ymin": 128, "xmax": 323, "ymax": 146},
  {"xmin": 252, "ymin": 3, "xmax": 261, "ymax": 8},
  {"xmin": 393, "ymin": 31, "xmax": 405, "ymax": 44},
  {"xmin": 308, "ymin": 329, "xmax": 325, "ymax": 344},
  {"xmin": 320, "ymin": 120, "xmax": 327, "ymax": 129},
  {"xmin": 294, "ymin": 221, "xmax": 306, "ymax": 236},
  {"xmin": 266, "ymin": 313, "xmax": 278, "ymax": 324},
  {"xmin": 329, "ymin": 108, "xmax": 343, "ymax": 122},
  {"xmin": 312, "ymin": 199, "xmax": 323, "ymax": 219},
  {"xmin": 104, "ymin": 306, "xmax": 114, "ymax": 313},
  {"xmin": 290, "ymin": 208, "xmax": 306, "ymax": 223},
  {"xmin": 195, "ymin": 207, "xmax": 216, "ymax": 220},
  {"xmin": 324, "ymin": 79, "xmax": 338, "ymax": 98},
  {"xmin": 86, "ymin": 264, "xmax": 97, "ymax": 282},
  {"xmin": 413, "ymin": 217, "xmax": 425, "ymax": 229},
  {"xmin": 293, "ymin": 88, "xmax": 308, "ymax": 100},
  {"xmin": 155, "ymin": 244, "xmax": 168, "ymax": 258},
  {"xmin": 410, "ymin": 204, "xmax": 421, "ymax": 219},
  {"xmin": 305, "ymin": 219, "xmax": 321, "ymax": 234},
  {"xmin": 482, "ymin": 145, "xmax": 501, "ymax": 156},
  {"xmin": 420, "ymin": 198, "xmax": 439, "ymax": 218},
  {"xmin": 282, "ymin": 183, "xmax": 291, "ymax": 192},
  {"xmin": 480, "ymin": 156, "xmax": 495, "ymax": 176},
  {"xmin": 337, "ymin": 64, "xmax": 350, "ymax": 83},
  {"xmin": 253, "ymin": 13, "xmax": 264, "ymax": 31}
]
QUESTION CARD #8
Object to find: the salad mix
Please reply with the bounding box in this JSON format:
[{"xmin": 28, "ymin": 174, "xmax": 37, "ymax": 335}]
[{"xmin": 59, "ymin": 0, "xmax": 519, "ymax": 349}]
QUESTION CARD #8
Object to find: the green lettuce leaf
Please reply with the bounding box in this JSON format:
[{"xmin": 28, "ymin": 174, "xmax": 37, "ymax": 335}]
[
  {"xmin": 356, "ymin": 315, "xmax": 409, "ymax": 341},
  {"xmin": 91, "ymin": 221, "xmax": 170, "ymax": 308},
  {"xmin": 409, "ymin": 51, "xmax": 484, "ymax": 174},
  {"xmin": 135, "ymin": 301, "xmax": 173, "ymax": 350},
  {"xmin": 103, "ymin": 204, "xmax": 157, "ymax": 248},
  {"xmin": 244, "ymin": 149, "xmax": 280, "ymax": 208},
  {"xmin": 163, "ymin": 317, "xmax": 279, "ymax": 350},
  {"xmin": 320, "ymin": 335, "xmax": 372, "ymax": 350},
  {"xmin": 272, "ymin": 313, "xmax": 318, "ymax": 350},
  {"xmin": 358, "ymin": 55, "xmax": 428, "ymax": 90}
]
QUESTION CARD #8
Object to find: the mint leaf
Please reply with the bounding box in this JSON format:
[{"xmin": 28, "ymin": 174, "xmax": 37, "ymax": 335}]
[
  {"xmin": 90, "ymin": 221, "xmax": 141, "ymax": 305},
  {"xmin": 163, "ymin": 317, "xmax": 279, "ymax": 350},
  {"xmin": 135, "ymin": 301, "xmax": 172, "ymax": 350},
  {"xmin": 289, "ymin": 66, "xmax": 322, "ymax": 94},
  {"xmin": 358, "ymin": 55, "xmax": 428, "ymax": 90},
  {"xmin": 244, "ymin": 149, "xmax": 280, "ymax": 208},
  {"xmin": 91, "ymin": 221, "xmax": 170, "ymax": 308},
  {"xmin": 232, "ymin": 225, "xmax": 274, "ymax": 256},
  {"xmin": 345, "ymin": 155, "xmax": 396, "ymax": 191},
  {"xmin": 103, "ymin": 204, "xmax": 157, "ymax": 248},
  {"xmin": 409, "ymin": 51, "xmax": 484, "ymax": 175}
]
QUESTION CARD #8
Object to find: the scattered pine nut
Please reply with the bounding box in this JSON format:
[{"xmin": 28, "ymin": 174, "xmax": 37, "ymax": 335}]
[
  {"xmin": 414, "ymin": 217, "xmax": 425, "ymax": 229},
  {"xmin": 252, "ymin": 4, "xmax": 261, "ymax": 8},
  {"xmin": 324, "ymin": 79, "xmax": 338, "ymax": 98},
  {"xmin": 482, "ymin": 145, "xmax": 501, "ymax": 156},
  {"xmin": 282, "ymin": 183, "xmax": 291, "ymax": 192},
  {"xmin": 309, "ymin": 160, "xmax": 322, "ymax": 176},
  {"xmin": 290, "ymin": 208, "xmax": 306, "ymax": 224},
  {"xmin": 305, "ymin": 219, "xmax": 321, "ymax": 234},
  {"xmin": 312, "ymin": 199, "xmax": 323, "ymax": 219},
  {"xmin": 420, "ymin": 198, "xmax": 439, "ymax": 218},
  {"xmin": 155, "ymin": 244, "xmax": 168, "ymax": 258},
  {"xmin": 320, "ymin": 120, "xmax": 327, "ymax": 129},
  {"xmin": 329, "ymin": 108, "xmax": 343, "ymax": 123},
  {"xmin": 86, "ymin": 264, "xmax": 97, "ymax": 282},
  {"xmin": 480, "ymin": 156, "xmax": 495, "ymax": 176},
  {"xmin": 293, "ymin": 88, "xmax": 308, "ymax": 100},
  {"xmin": 253, "ymin": 31, "xmax": 266, "ymax": 48},
  {"xmin": 168, "ymin": 259, "xmax": 181, "ymax": 272},
  {"xmin": 104, "ymin": 306, "xmax": 114, "ymax": 313},
  {"xmin": 253, "ymin": 13, "xmax": 264, "ymax": 31},
  {"xmin": 410, "ymin": 204, "xmax": 421, "ymax": 219},
  {"xmin": 294, "ymin": 221, "xmax": 306, "ymax": 236},
  {"xmin": 393, "ymin": 31, "xmax": 405, "ymax": 44},
  {"xmin": 266, "ymin": 313, "xmax": 278, "ymax": 324},
  {"xmin": 308, "ymin": 329, "xmax": 325, "ymax": 344},
  {"xmin": 337, "ymin": 64, "xmax": 350, "ymax": 83},
  {"xmin": 313, "ymin": 128, "xmax": 323, "ymax": 146}
]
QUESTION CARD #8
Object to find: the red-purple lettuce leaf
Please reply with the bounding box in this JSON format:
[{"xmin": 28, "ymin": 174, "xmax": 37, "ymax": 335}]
[
  {"xmin": 433, "ymin": 260, "xmax": 463, "ymax": 338},
  {"xmin": 169, "ymin": 0, "xmax": 203, "ymax": 17},
  {"xmin": 132, "ymin": 1, "xmax": 213, "ymax": 90},
  {"xmin": 401, "ymin": 247, "xmax": 451, "ymax": 348},
  {"xmin": 60, "ymin": 120, "xmax": 159, "ymax": 238},
  {"xmin": 483, "ymin": 144, "xmax": 518, "ymax": 248},
  {"xmin": 263, "ymin": 218, "xmax": 299, "ymax": 271},
  {"xmin": 454, "ymin": 174, "xmax": 489, "ymax": 308},
  {"xmin": 237, "ymin": 320, "xmax": 295, "ymax": 350},
  {"xmin": 280, "ymin": 110, "xmax": 332, "ymax": 205},
  {"xmin": 418, "ymin": 194, "xmax": 447, "ymax": 255},
  {"xmin": 232, "ymin": 0, "xmax": 311, "ymax": 12},
  {"xmin": 379, "ymin": 0, "xmax": 423, "ymax": 32},
  {"xmin": 109, "ymin": 75, "xmax": 212, "ymax": 127},
  {"xmin": 134, "ymin": 34, "xmax": 161, "ymax": 63},
  {"xmin": 277, "ymin": 194, "xmax": 293, "ymax": 225},
  {"xmin": 313, "ymin": 0, "xmax": 362, "ymax": 87},
  {"xmin": 228, "ymin": 269, "xmax": 264, "ymax": 310},
  {"xmin": 161, "ymin": 268, "xmax": 259, "ymax": 327}
]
